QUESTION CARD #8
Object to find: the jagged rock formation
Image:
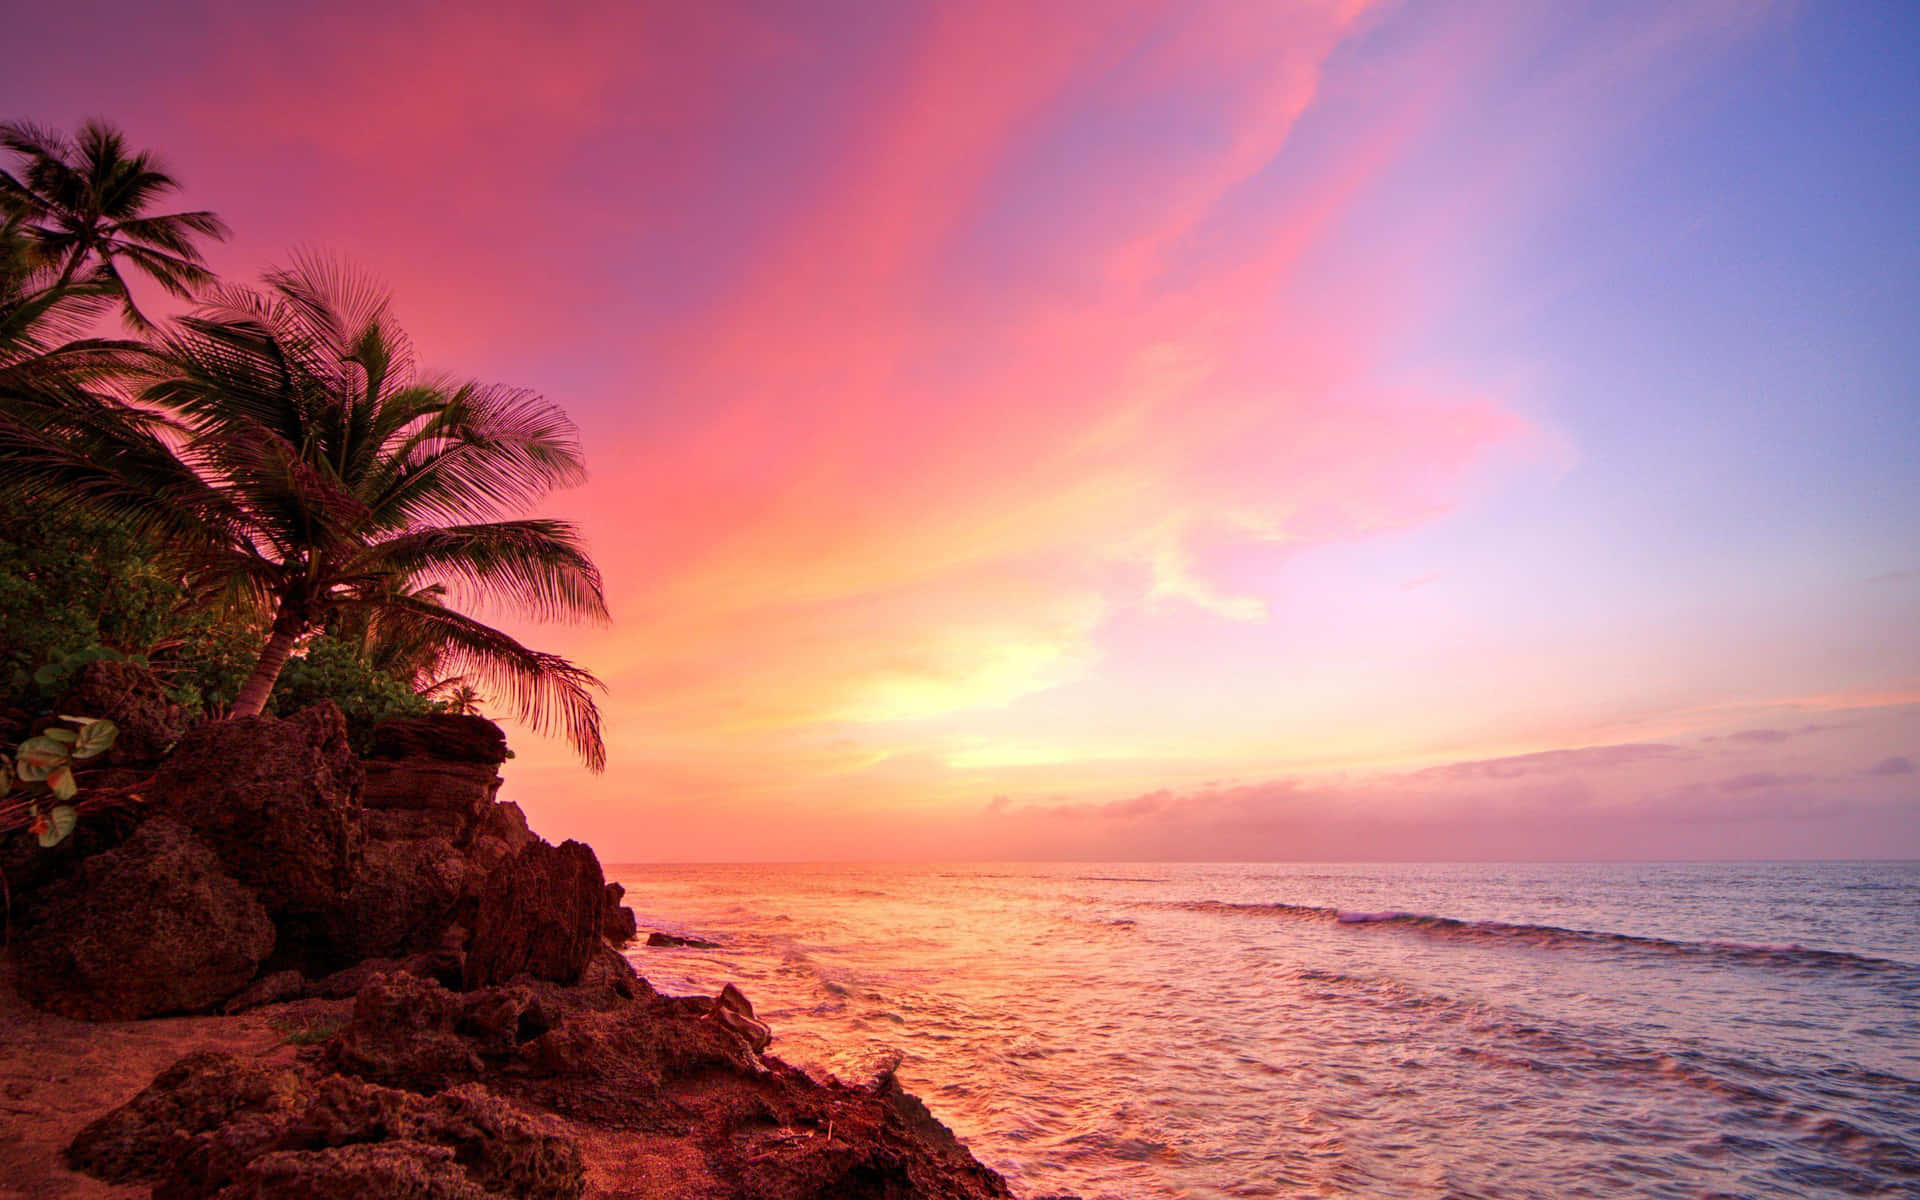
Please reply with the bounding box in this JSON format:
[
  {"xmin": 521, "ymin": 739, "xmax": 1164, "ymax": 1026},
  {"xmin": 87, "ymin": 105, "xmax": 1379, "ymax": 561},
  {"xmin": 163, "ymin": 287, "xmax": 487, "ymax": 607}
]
[
  {"xmin": 158, "ymin": 703, "xmax": 366, "ymax": 914},
  {"xmin": 5, "ymin": 704, "xmax": 1008, "ymax": 1198},
  {"xmin": 12, "ymin": 817, "xmax": 274, "ymax": 1020},
  {"xmin": 602, "ymin": 882, "xmax": 639, "ymax": 946}
]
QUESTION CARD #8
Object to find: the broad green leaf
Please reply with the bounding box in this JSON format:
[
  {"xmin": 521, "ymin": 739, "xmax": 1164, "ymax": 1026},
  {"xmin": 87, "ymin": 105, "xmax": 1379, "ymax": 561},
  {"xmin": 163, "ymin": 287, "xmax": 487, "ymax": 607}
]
[
  {"xmin": 16, "ymin": 736, "xmax": 69, "ymax": 781},
  {"xmin": 43, "ymin": 728, "xmax": 77, "ymax": 744},
  {"xmin": 47, "ymin": 763, "xmax": 76, "ymax": 801},
  {"xmin": 0, "ymin": 764, "xmax": 9, "ymax": 796},
  {"xmin": 32, "ymin": 664, "xmax": 59, "ymax": 687},
  {"xmin": 56, "ymin": 715, "xmax": 99, "ymax": 727},
  {"xmin": 37, "ymin": 805, "xmax": 77, "ymax": 848},
  {"xmin": 71, "ymin": 720, "xmax": 119, "ymax": 760}
]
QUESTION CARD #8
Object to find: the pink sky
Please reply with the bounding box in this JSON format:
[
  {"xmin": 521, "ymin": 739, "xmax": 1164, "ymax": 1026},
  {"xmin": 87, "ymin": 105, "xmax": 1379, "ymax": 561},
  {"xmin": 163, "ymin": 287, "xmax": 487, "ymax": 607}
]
[{"xmin": 6, "ymin": 0, "xmax": 1915, "ymax": 858}]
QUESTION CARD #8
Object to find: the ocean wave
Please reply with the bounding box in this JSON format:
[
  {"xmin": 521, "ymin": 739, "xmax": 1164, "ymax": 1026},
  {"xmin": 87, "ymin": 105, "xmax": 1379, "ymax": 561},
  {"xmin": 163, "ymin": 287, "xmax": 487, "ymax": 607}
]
[{"xmin": 1170, "ymin": 900, "xmax": 1917, "ymax": 974}]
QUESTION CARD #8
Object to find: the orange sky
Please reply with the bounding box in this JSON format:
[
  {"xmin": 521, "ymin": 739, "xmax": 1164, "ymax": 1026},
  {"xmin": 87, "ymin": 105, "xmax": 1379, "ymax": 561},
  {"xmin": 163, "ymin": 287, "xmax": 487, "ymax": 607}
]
[{"xmin": 7, "ymin": 0, "xmax": 1916, "ymax": 858}]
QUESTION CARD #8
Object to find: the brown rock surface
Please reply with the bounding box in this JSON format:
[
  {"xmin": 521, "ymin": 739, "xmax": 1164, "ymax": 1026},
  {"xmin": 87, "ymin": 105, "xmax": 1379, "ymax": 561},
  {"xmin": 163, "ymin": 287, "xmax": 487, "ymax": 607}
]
[
  {"xmin": 70, "ymin": 1052, "xmax": 585, "ymax": 1199},
  {"xmin": 602, "ymin": 882, "xmax": 638, "ymax": 946},
  {"xmin": 156, "ymin": 703, "xmax": 364, "ymax": 914},
  {"xmin": 52, "ymin": 658, "xmax": 188, "ymax": 765},
  {"xmin": 6, "ymin": 709, "xmax": 1012, "ymax": 1199},
  {"xmin": 368, "ymin": 714, "xmax": 511, "ymax": 765},
  {"xmin": 364, "ymin": 756, "xmax": 502, "ymax": 817},
  {"xmin": 12, "ymin": 817, "xmax": 275, "ymax": 1019},
  {"xmin": 464, "ymin": 839, "xmax": 607, "ymax": 988},
  {"xmin": 322, "ymin": 835, "xmax": 469, "ymax": 962}
]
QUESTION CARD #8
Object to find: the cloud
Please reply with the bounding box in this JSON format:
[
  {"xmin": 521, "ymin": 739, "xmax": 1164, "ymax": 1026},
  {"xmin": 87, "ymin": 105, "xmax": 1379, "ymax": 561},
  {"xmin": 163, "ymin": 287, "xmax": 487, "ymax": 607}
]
[
  {"xmin": 1716, "ymin": 772, "xmax": 1815, "ymax": 793},
  {"xmin": 1413, "ymin": 742, "xmax": 1691, "ymax": 782},
  {"xmin": 1867, "ymin": 756, "xmax": 1915, "ymax": 777}
]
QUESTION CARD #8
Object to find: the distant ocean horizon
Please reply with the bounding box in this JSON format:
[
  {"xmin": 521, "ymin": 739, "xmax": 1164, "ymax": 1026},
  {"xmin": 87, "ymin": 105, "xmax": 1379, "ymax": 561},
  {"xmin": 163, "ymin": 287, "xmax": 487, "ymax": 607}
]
[{"xmin": 613, "ymin": 860, "xmax": 1920, "ymax": 1198}]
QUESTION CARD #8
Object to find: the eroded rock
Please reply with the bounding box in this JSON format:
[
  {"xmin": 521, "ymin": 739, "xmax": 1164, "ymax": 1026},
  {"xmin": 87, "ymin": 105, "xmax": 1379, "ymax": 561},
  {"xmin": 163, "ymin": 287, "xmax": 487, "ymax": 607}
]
[
  {"xmin": 68, "ymin": 1051, "xmax": 583, "ymax": 1199},
  {"xmin": 367, "ymin": 715, "xmax": 511, "ymax": 765},
  {"xmin": 52, "ymin": 659, "xmax": 187, "ymax": 765},
  {"xmin": 13, "ymin": 818, "xmax": 274, "ymax": 1019},
  {"xmin": 602, "ymin": 882, "xmax": 638, "ymax": 946},
  {"xmin": 464, "ymin": 840, "xmax": 606, "ymax": 988},
  {"xmin": 323, "ymin": 835, "xmax": 469, "ymax": 962},
  {"xmin": 157, "ymin": 703, "xmax": 364, "ymax": 914}
]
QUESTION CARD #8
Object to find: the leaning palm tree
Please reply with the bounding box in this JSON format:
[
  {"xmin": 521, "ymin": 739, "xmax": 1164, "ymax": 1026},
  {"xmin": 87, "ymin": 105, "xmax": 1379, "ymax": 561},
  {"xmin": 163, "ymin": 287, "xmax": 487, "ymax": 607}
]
[
  {"xmin": 0, "ymin": 119, "xmax": 229, "ymax": 330},
  {"xmin": 135, "ymin": 255, "xmax": 608, "ymax": 769},
  {"xmin": 0, "ymin": 207, "xmax": 197, "ymax": 533}
]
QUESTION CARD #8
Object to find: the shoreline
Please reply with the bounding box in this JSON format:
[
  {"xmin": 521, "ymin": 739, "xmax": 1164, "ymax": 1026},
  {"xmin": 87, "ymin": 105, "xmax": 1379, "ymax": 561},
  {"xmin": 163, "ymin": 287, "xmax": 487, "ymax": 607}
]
[{"xmin": 0, "ymin": 704, "xmax": 1014, "ymax": 1199}]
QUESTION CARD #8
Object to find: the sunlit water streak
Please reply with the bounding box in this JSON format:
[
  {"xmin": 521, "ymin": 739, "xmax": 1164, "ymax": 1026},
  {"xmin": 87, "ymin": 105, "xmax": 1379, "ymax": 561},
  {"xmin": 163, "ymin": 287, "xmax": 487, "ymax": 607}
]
[{"xmin": 612, "ymin": 862, "xmax": 1920, "ymax": 1198}]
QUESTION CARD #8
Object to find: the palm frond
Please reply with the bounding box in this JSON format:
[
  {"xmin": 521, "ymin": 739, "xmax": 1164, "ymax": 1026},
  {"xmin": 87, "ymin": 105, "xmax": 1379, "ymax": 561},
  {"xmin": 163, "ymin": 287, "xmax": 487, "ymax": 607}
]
[
  {"xmin": 352, "ymin": 518, "xmax": 609, "ymax": 623},
  {"xmin": 377, "ymin": 593, "xmax": 606, "ymax": 771}
]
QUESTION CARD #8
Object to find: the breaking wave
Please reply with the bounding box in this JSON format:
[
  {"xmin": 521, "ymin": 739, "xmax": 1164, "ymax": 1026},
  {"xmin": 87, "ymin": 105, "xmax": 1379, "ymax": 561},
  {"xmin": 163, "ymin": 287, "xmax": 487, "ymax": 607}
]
[{"xmin": 1170, "ymin": 899, "xmax": 1917, "ymax": 974}]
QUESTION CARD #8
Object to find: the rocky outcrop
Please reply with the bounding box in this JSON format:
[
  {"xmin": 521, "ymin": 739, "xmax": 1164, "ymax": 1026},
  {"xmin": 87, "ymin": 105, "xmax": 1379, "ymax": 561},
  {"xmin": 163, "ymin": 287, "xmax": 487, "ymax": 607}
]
[
  {"xmin": 363, "ymin": 715, "xmax": 509, "ymax": 829},
  {"xmin": 23, "ymin": 704, "xmax": 1013, "ymax": 1198},
  {"xmin": 368, "ymin": 715, "xmax": 511, "ymax": 765},
  {"xmin": 647, "ymin": 930, "xmax": 721, "ymax": 949},
  {"xmin": 464, "ymin": 840, "xmax": 607, "ymax": 989},
  {"xmin": 68, "ymin": 1051, "xmax": 585, "ymax": 1199},
  {"xmin": 329, "ymin": 972, "xmax": 555, "ymax": 1091},
  {"xmin": 12, "ymin": 817, "xmax": 274, "ymax": 1019},
  {"xmin": 157, "ymin": 702, "xmax": 364, "ymax": 913},
  {"xmin": 52, "ymin": 658, "xmax": 188, "ymax": 765},
  {"xmin": 602, "ymin": 882, "xmax": 638, "ymax": 946}
]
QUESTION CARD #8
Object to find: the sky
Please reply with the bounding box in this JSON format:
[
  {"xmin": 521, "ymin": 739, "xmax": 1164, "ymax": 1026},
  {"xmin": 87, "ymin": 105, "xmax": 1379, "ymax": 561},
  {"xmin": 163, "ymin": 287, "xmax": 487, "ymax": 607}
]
[{"xmin": 5, "ymin": 0, "xmax": 1916, "ymax": 860}]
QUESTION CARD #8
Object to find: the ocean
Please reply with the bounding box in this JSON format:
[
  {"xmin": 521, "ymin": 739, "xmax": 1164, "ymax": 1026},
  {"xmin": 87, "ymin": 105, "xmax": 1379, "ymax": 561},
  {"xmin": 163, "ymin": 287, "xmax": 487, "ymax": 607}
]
[{"xmin": 611, "ymin": 862, "xmax": 1920, "ymax": 1198}]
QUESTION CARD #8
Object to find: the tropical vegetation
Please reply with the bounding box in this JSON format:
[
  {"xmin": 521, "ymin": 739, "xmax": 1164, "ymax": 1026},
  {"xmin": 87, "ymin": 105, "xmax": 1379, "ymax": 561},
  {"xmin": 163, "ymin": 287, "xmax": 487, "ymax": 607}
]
[{"xmin": 0, "ymin": 118, "xmax": 608, "ymax": 778}]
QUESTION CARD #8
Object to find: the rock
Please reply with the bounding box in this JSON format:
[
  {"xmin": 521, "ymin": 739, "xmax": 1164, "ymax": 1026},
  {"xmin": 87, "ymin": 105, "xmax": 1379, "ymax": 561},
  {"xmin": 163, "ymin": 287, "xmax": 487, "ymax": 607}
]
[
  {"xmin": 365, "ymin": 806, "xmax": 472, "ymax": 842},
  {"xmin": 220, "ymin": 1142, "xmax": 488, "ymax": 1199},
  {"xmin": 0, "ymin": 796, "xmax": 146, "ymax": 906},
  {"xmin": 472, "ymin": 799, "xmax": 535, "ymax": 853},
  {"xmin": 464, "ymin": 840, "xmax": 606, "ymax": 988},
  {"xmin": 329, "ymin": 972, "xmax": 482, "ymax": 1091},
  {"xmin": 364, "ymin": 757, "xmax": 501, "ymax": 816},
  {"xmin": 708, "ymin": 983, "xmax": 772, "ymax": 1053},
  {"xmin": 12, "ymin": 817, "xmax": 275, "ymax": 1019},
  {"xmin": 646, "ymin": 930, "xmax": 721, "ymax": 949},
  {"xmin": 222, "ymin": 968, "xmax": 309, "ymax": 1014},
  {"xmin": 368, "ymin": 714, "xmax": 511, "ymax": 765},
  {"xmin": 328, "ymin": 972, "xmax": 563, "ymax": 1092},
  {"xmin": 68, "ymin": 1051, "xmax": 584, "ymax": 1199},
  {"xmin": 157, "ymin": 702, "xmax": 364, "ymax": 914},
  {"xmin": 52, "ymin": 658, "xmax": 187, "ymax": 765},
  {"xmin": 578, "ymin": 943, "xmax": 644, "ymax": 1002},
  {"xmin": 602, "ymin": 882, "xmax": 638, "ymax": 945},
  {"xmin": 66, "ymin": 1050, "xmax": 303, "ymax": 1182},
  {"xmin": 322, "ymin": 835, "xmax": 469, "ymax": 962},
  {"xmin": 312, "ymin": 954, "xmax": 460, "ymax": 999},
  {"xmin": 422, "ymin": 1083, "xmax": 585, "ymax": 1200}
]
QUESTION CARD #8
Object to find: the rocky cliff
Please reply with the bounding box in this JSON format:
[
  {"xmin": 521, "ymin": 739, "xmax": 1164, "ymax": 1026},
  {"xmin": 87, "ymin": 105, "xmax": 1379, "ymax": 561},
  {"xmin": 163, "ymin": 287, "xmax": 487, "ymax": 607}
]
[{"xmin": 0, "ymin": 702, "xmax": 1013, "ymax": 1199}]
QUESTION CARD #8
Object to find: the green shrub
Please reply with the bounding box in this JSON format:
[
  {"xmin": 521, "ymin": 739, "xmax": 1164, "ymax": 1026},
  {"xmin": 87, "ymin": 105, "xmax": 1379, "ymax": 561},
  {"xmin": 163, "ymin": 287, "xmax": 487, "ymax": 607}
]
[{"xmin": 269, "ymin": 634, "xmax": 436, "ymax": 751}]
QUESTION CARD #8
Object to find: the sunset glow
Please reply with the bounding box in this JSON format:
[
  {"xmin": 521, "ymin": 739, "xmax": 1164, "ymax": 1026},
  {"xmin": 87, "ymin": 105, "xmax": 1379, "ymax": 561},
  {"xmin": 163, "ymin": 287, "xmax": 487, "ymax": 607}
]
[{"xmin": 9, "ymin": 0, "xmax": 1914, "ymax": 860}]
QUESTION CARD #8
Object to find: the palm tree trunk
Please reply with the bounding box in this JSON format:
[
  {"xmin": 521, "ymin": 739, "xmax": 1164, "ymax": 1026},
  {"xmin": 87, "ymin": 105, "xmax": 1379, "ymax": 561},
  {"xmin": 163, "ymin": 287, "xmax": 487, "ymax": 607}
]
[{"xmin": 230, "ymin": 616, "xmax": 302, "ymax": 718}]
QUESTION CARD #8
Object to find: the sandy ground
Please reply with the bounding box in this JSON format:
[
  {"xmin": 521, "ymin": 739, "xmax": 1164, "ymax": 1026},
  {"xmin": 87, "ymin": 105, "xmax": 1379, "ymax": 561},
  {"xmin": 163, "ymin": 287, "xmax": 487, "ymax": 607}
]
[{"xmin": 0, "ymin": 966, "xmax": 335, "ymax": 1200}]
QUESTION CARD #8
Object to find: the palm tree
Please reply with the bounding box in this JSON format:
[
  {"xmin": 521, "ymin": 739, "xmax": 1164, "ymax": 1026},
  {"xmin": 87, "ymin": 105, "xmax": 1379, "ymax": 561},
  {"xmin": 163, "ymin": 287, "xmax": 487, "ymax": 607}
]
[
  {"xmin": 0, "ymin": 208, "xmax": 192, "ymax": 529},
  {"xmin": 0, "ymin": 119, "xmax": 229, "ymax": 330},
  {"xmin": 132, "ymin": 255, "xmax": 609, "ymax": 769}
]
